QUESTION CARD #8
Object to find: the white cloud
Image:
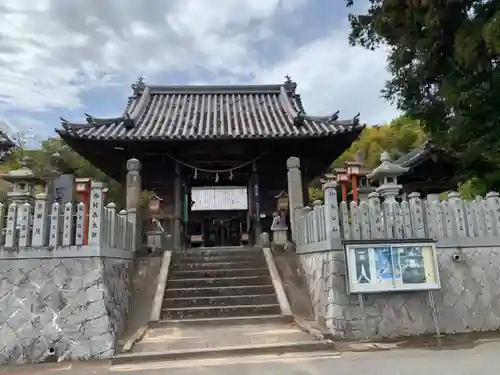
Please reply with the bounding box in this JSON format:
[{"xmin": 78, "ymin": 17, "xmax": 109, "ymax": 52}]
[
  {"xmin": 0, "ymin": 0, "xmax": 399, "ymax": 127},
  {"xmin": 256, "ymin": 30, "xmax": 399, "ymax": 124}
]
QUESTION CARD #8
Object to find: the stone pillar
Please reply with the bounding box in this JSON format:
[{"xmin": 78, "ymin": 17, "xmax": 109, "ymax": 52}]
[
  {"xmin": 88, "ymin": 181, "xmax": 104, "ymax": 246},
  {"xmin": 286, "ymin": 157, "xmax": 304, "ymax": 242},
  {"xmin": 173, "ymin": 162, "xmax": 182, "ymax": 250},
  {"xmin": 323, "ymin": 180, "xmax": 342, "ymax": 249},
  {"xmin": 126, "ymin": 158, "xmax": 142, "ymax": 252}
]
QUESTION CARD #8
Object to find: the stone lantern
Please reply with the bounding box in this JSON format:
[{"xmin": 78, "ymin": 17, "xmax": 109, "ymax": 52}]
[
  {"xmin": 1, "ymin": 157, "xmax": 46, "ymax": 205},
  {"xmin": 271, "ymin": 190, "xmax": 289, "ymax": 247},
  {"xmin": 367, "ymin": 151, "xmax": 408, "ymax": 203},
  {"xmin": 145, "ymin": 194, "xmax": 169, "ymax": 254}
]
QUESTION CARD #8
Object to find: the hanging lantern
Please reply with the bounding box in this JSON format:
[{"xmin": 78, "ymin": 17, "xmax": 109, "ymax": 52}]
[
  {"xmin": 335, "ymin": 168, "xmax": 349, "ymax": 183},
  {"xmin": 149, "ymin": 194, "xmax": 162, "ymax": 214},
  {"xmin": 274, "ymin": 190, "xmax": 289, "ymax": 211},
  {"xmin": 345, "ymin": 161, "xmax": 362, "ymax": 177}
]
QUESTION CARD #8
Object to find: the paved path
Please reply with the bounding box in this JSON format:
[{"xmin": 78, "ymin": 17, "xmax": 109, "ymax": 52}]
[{"xmin": 2, "ymin": 340, "xmax": 499, "ymax": 375}]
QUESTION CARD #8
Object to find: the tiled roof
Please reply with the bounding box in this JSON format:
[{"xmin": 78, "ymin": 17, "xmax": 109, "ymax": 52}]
[
  {"xmin": 57, "ymin": 78, "xmax": 363, "ymax": 141},
  {"xmin": 395, "ymin": 141, "xmax": 435, "ymax": 167}
]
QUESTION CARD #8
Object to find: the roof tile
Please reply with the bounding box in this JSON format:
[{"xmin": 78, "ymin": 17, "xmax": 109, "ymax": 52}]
[{"xmin": 59, "ymin": 83, "xmax": 363, "ymax": 141}]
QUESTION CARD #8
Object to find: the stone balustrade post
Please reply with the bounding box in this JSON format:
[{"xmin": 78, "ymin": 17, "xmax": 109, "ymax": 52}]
[
  {"xmin": 293, "ymin": 204, "xmax": 304, "ymax": 246},
  {"xmin": 485, "ymin": 191, "xmax": 500, "ymax": 236},
  {"xmin": 126, "ymin": 158, "xmax": 142, "ymax": 252},
  {"xmin": 302, "ymin": 206, "xmax": 312, "ymax": 244},
  {"xmin": 88, "ymin": 181, "xmax": 104, "ymax": 246},
  {"xmin": 286, "ymin": 157, "xmax": 304, "ymax": 242},
  {"xmin": 323, "ymin": 180, "xmax": 342, "ymax": 249},
  {"xmin": 408, "ymin": 192, "xmax": 426, "ymax": 238},
  {"xmin": 31, "ymin": 192, "xmax": 48, "ymax": 247}
]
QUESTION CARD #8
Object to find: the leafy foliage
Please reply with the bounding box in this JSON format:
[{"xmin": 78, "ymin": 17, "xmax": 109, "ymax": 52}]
[
  {"xmin": 334, "ymin": 116, "xmax": 426, "ymax": 169},
  {"xmin": 346, "ymin": 0, "xmax": 500, "ymax": 190},
  {"xmin": 307, "ymin": 116, "xmax": 426, "ymax": 203}
]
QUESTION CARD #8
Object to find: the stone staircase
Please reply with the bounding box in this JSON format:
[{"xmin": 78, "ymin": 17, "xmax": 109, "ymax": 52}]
[
  {"xmin": 161, "ymin": 246, "xmax": 282, "ymax": 321},
  {"xmin": 112, "ymin": 246, "xmax": 334, "ymax": 364}
]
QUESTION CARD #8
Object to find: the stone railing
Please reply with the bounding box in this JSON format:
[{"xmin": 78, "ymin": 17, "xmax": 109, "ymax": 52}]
[
  {"xmin": 293, "ymin": 181, "xmax": 341, "ymax": 253},
  {"xmin": 293, "ymin": 182, "xmax": 500, "ymax": 253},
  {"xmin": 339, "ymin": 191, "xmax": 500, "ymax": 243},
  {"xmin": 0, "ymin": 181, "xmax": 135, "ymax": 252}
]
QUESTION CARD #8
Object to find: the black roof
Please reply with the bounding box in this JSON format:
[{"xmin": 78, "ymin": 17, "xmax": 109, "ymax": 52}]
[
  {"xmin": 57, "ymin": 77, "xmax": 363, "ymax": 141},
  {"xmin": 395, "ymin": 141, "xmax": 436, "ymax": 167}
]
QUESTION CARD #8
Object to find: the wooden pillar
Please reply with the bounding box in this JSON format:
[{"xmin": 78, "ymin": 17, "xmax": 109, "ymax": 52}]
[
  {"xmin": 173, "ymin": 162, "xmax": 182, "ymax": 250},
  {"xmin": 251, "ymin": 161, "xmax": 262, "ymax": 245}
]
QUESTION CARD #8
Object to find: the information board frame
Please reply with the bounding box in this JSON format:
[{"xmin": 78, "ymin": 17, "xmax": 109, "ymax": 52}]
[{"xmin": 344, "ymin": 241, "xmax": 441, "ymax": 294}]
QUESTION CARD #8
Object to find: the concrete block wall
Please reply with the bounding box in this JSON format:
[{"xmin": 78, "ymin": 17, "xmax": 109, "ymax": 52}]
[
  {"xmin": 0, "ymin": 256, "xmax": 132, "ymax": 364},
  {"xmin": 300, "ymin": 246, "xmax": 500, "ymax": 340}
]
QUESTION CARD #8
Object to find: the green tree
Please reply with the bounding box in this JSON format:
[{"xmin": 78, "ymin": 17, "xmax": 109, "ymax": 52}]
[
  {"xmin": 334, "ymin": 116, "xmax": 426, "ymax": 169},
  {"xmin": 345, "ymin": 0, "xmax": 500, "ymax": 190}
]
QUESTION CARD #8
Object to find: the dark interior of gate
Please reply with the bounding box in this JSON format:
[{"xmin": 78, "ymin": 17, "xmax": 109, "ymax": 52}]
[{"xmin": 57, "ymin": 79, "xmax": 364, "ymax": 249}]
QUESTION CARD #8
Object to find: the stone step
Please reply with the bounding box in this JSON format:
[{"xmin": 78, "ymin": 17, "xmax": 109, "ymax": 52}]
[
  {"xmin": 170, "ymin": 267, "xmax": 270, "ymax": 279},
  {"xmin": 164, "ymin": 285, "xmax": 276, "ymax": 298},
  {"xmin": 174, "ymin": 260, "xmax": 266, "ymax": 271},
  {"xmin": 161, "ymin": 303, "xmax": 281, "ymax": 319},
  {"xmin": 163, "ymin": 294, "xmax": 279, "ymax": 308},
  {"xmin": 112, "ymin": 340, "xmax": 335, "ymax": 365},
  {"xmin": 176, "ymin": 253, "xmax": 265, "ymax": 264},
  {"xmin": 180, "ymin": 247, "xmax": 261, "ymax": 256},
  {"xmin": 149, "ymin": 314, "xmax": 291, "ymax": 328},
  {"xmin": 167, "ymin": 276, "xmax": 272, "ymax": 289}
]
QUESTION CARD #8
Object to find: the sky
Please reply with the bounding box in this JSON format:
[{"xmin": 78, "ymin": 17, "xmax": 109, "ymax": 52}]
[{"xmin": 0, "ymin": 0, "xmax": 399, "ymax": 140}]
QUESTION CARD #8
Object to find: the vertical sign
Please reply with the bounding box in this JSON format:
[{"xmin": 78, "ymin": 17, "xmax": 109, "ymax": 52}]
[
  {"xmin": 32, "ymin": 195, "xmax": 48, "ymax": 247},
  {"xmin": 75, "ymin": 202, "xmax": 85, "ymax": 246},
  {"xmin": 88, "ymin": 182, "xmax": 104, "ymax": 246}
]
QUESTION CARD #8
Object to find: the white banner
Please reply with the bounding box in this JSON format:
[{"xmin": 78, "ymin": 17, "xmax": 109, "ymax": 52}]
[{"xmin": 191, "ymin": 186, "xmax": 248, "ymax": 211}]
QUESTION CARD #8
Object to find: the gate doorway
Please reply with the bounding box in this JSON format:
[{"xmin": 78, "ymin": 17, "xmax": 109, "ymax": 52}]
[
  {"xmin": 187, "ymin": 186, "xmax": 250, "ymax": 248},
  {"xmin": 204, "ymin": 215, "xmax": 243, "ymax": 247}
]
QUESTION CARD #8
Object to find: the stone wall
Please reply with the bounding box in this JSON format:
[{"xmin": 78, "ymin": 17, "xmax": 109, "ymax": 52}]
[
  {"xmin": 0, "ymin": 257, "xmax": 132, "ymax": 364},
  {"xmin": 300, "ymin": 246, "xmax": 500, "ymax": 340}
]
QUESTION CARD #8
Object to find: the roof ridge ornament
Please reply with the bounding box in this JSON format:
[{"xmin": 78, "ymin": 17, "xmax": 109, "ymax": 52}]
[
  {"xmin": 85, "ymin": 113, "xmax": 96, "ymax": 125},
  {"xmin": 131, "ymin": 75, "xmax": 146, "ymax": 96},
  {"xmin": 283, "ymin": 75, "xmax": 297, "ymax": 93},
  {"xmin": 330, "ymin": 110, "xmax": 340, "ymax": 121},
  {"xmin": 353, "ymin": 112, "xmax": 360, "ymax": 126},
  {"xmin": 60, "ymin": 113, "xmax": 134, "ymax": 130}
]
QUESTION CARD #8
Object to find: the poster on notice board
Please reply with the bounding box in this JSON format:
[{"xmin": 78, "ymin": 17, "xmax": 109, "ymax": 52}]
[{"xmin": 345, "ymin": 242, "xmax": 440, "ymax": 294}]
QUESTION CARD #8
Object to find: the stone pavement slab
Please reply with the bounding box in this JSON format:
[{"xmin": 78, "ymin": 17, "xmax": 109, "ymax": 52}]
[
  {"xmin": 2, "ymin": 339, "xmax": 500, "ymax": 375},
  {"xmin": 132, "ymin": 321, "xmax": 313, "ymax": 353}
]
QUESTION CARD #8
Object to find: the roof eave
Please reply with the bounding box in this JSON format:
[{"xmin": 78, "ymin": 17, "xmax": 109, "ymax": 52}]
[{"xmin": 56, "ymin": 126, "xmax": 363, "ymax": 143}]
